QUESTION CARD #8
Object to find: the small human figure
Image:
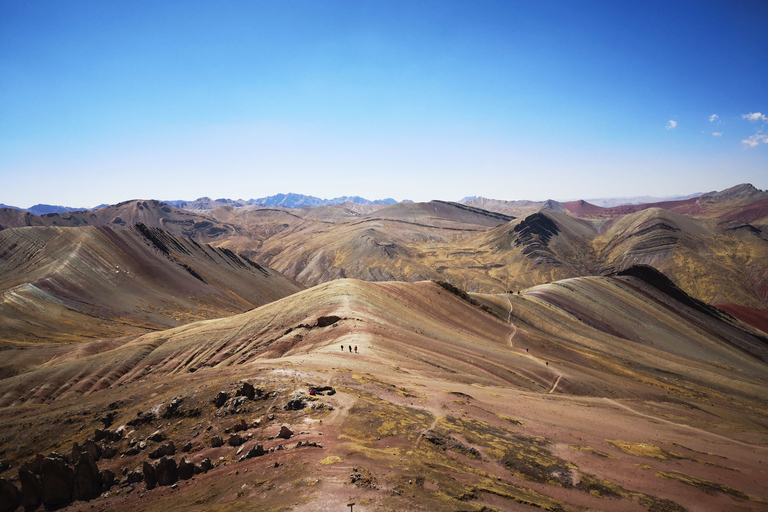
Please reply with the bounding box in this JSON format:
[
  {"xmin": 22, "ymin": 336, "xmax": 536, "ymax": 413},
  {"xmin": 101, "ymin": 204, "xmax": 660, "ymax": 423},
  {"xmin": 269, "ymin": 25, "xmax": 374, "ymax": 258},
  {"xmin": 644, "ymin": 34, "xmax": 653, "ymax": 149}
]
[
  {"xmin": 545, "ymin": 361, "xmax": 548, "ymax": 366},
  {"xmin": 349, "ymin": 345, "xmax": 352, "ymax": 353},
  {"xmin": 354, "ymin": 345, "xmax": 358, "ymax": 353},
  {"xmin": 341, "ymin": 344, "xmax": 344, "ymax": 351},
  {"xmin": 526, "ymin": 347, "xmax": 529, "ymax": 353}
]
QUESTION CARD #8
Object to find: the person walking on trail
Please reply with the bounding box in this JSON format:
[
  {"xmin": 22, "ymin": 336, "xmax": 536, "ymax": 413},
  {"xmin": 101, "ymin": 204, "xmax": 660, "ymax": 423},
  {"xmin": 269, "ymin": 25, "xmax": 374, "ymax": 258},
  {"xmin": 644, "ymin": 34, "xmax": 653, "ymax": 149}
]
[
  {"xmin": 354, "ymin": 345, "xmax": 358, "ymax": 353},
  {"xmin": 348, "ymin": 345, "xmax": 352, "ymax": 353},
  {"xmin": 341, "ymin": 344, "xmax": 344, "ymax": 351}
]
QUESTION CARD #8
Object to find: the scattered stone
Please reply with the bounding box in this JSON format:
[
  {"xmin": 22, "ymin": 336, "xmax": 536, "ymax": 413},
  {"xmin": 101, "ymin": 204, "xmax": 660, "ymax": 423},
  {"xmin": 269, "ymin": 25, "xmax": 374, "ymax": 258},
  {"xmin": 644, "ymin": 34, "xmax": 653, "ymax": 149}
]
[
  {"xmin": 213, "ymin": 391, "xmax": 228, "ymax": 408},
  {"xmin": 211, "ymin": 436, "xmax": 224, "ymax": 448},
  {"xmin": 99, "ymin": 411, "xmax": 116, "ymax": 428},
  {"xmin": 231, "ymin": 419, "xmax": 248, "ymax": 432},
  {"xmin": 228, "ymin": 434, "xmax": 246, "ymax": 447},
  {"xmin": 199, "ymin": 458, "xmax": 212, "ymax": 473},
  {"xmin": 251, "ymin": 419, "xmax": 262, "ymax": 428},
  {"xmin": 178, "ymin": 458, "xmax": 195, "ymax": 481},
  {"xmin": 101, "ymin": 444, "xmax": 117, "ymax": 459},
  {"xmin": 126, "ymin": 470, "xmax": 143, "ymax": 484},
  {"xmin": 182, "ymin": 442, "xmax": 193, "ymax": 452},
  {"xmin": 236, "ymin": 382, "xmax": 256, "ymax": 400},
  {"xmin": 0, "ymin": 478, "xmax": 21, "ymax": 512},
  {"xmin": 0, "ymin": 460, "xmax": 9, "ymax": 473},
  {"xmin": 267, "ymin": 414, "xmax": 274, "ymax": 421},
  {"xmin": 149, "ymin": 442, "xmax": 175, "ymax": 459},
  {"xmin": 277, "ymin": 426, "xmax": 294, "ymax": 439},
  {"xmin": 164, "ymin": 398, "xmax": 182, "ymax": 418},
  {"xmin": 284, "ymin": 397, "xmax": 305, "ymax": 411},
  {"xmin": 100, "ymin": 469, "xmax": 116, "ymax": 491},
  {"xmin": 142, "ymin": 462, "xmax": 157, "ymax": 490},
  {"xmin": 245, "ymin": 444, "xmax": 264, "ymax": 459},
  {"xmin": 148, "ymin": 430, "xmax": 165, "ymax": 442}
]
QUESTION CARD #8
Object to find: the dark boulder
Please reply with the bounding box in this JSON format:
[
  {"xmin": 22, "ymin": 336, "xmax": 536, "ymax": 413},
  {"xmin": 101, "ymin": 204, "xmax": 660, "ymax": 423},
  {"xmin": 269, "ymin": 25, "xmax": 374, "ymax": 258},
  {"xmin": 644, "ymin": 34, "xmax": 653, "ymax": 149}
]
[
  {"xmin": 0, "ymin": 478, "xmax": 21, "ymax": 512},
  {"xmin": 72, "ymin": 452, "xmax": 102, "ymax": 501},
  {"xmin": 155, "ymin": 457, "xmax": 178, "ymax": 487},
  {"xmin": 83, "ymin": 440, "xmax": 101, "ymax": 462},
  {"xmin": 18, "ymin": 467, "xmax": 42, "ymax": 511},
  {"xmin": 40, "ymin": 455, "xmax": 74, "ymax": 510},
  {"xmin": 100, "ymin": 469, "xmax": 115, "ymax": 491},
  {"xmin": 148, "ymin": 430, "xmax": 165, "ymax": 442},
  {"xmin": 177, "ymin": 458, "xmax": 194, "ymax": 481},
  {"xmin": 142, "ymin": 462, "xmax": 157, "ymax": 490},
  {"xmin": 284, "ymin": 398, "xmax": 305, "ymax": 411},
  {"xmin": 231, "ymin": 419, "xmax": 247, "ymax": 433},
  {"xmin": 148, "ymin": 442, "xmax": 175, "ymax": 460},
  {"xmin": 20, "ymin": 455, "xmax": 44, "ymax": 476},
  {"xmin": 199, "ymin": 458, "xmax": 212, "ymax": 473},
  {"xmin": 236, "ymin": 382, "xmax": 256, "ymax": 400},
  {"xmin": 228, "ymin": 434, "xmax": 245, "ymax": 447},
  {"xmin": 210, "ymin": 436, "xmax": 224, "ymax": 448},
  {"xmin": 277, "ymin": 426, "xmax": 294, "ymax": 439},
  {"xmin": 213, "ymin": 391, "xmax": 228, "ymax": 408},
  {"xmin": 125, "ymin": 470, "xmax": 143, "ymax": 485},
  {"xmin": 245, "ymin": 444, "xmax": 264, "ymax": 458}
]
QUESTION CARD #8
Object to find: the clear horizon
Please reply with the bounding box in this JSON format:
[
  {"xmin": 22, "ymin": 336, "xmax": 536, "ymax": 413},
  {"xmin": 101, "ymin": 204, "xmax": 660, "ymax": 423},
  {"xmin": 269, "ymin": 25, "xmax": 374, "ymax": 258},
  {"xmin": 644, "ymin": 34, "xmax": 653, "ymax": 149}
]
[{"xmin": 2, "ymin": 1, "xmax": 767, "ymax": 208}]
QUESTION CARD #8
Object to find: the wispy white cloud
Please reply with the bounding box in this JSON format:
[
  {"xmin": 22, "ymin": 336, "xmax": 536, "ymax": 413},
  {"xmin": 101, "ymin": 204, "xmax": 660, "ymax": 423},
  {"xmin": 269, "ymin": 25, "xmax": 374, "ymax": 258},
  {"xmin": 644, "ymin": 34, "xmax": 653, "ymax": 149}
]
[
  {"xmin": 712, "ymin": 132, "xmax": 722, "ymax": 136},
  {"xmin": 742, "ymin": 132, "xmax": 768, "ymax": 148},
  {"xmin": 742, "ymin": 112, "xmax": 767, "ymax": 122},
  {"xmin": 666, "ymin": 120, "xmax": 677, "ymax": 130},
  {"xmin": 709, "ymin": 114, "xmax": 718, "ymax": 122}
]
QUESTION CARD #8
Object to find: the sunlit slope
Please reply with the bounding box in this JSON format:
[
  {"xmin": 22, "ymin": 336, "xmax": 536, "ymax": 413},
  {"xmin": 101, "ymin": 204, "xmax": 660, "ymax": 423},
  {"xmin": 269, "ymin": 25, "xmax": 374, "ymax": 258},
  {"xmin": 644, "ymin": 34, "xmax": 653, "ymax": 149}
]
[
  {"xmin": 596, "ymin": 208, "xmax": 768, "ymax": 308},
  {"xmin": 3, "ymin": 271, "xmax": 766, "ymax": 411},
  {"xmin": 0, "ymin": 225, "xmax": 304, "ymax": 344},
  {"xmin": 0, "ymin": 279, "xmax": 551, "ymax": 406}
]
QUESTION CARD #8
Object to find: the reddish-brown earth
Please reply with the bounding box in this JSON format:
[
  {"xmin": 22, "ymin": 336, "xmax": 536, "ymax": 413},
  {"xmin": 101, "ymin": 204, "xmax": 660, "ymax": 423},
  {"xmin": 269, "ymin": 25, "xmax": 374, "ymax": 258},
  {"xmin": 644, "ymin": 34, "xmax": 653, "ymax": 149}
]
[
  {"xmin": 0, "ymin": 271, "xmax": 766, "ymax": 511},
  {"xmin": 1, "ymin": 184, "xmax": 767, "ymax": 512}
]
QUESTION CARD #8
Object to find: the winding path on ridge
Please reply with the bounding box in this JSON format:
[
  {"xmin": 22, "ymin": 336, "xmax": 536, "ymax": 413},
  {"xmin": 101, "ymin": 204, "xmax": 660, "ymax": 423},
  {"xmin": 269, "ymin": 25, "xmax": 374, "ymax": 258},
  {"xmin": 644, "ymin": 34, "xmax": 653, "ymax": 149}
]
[
  {"xmin": 602, "ymin": 398, "xmax": 768, "ymax": 451},
  {"xmin": 506, "ymin": 294, "xmax": 564, "ymax": 394}
]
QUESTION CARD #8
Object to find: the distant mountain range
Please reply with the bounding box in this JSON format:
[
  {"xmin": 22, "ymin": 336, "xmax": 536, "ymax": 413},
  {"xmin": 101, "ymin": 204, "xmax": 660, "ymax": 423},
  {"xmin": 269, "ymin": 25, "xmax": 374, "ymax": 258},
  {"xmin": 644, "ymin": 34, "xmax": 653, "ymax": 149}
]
[
  {"xmin": 167, "ymin": 193, "xmax": 402, "ymax": 211},
  {"xmin": 0, "ymin": 186, "xmax": 760, "ymax": 215}
]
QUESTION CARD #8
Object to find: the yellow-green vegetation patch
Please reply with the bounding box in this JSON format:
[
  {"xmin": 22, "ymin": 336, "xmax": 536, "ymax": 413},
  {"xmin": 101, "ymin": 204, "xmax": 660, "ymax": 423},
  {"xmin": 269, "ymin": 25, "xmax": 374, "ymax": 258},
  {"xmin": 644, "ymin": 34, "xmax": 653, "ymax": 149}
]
[
  {"xmin": 319, "ymin": 455, "xmax": 343, "ymax": 465},
  {"xmin": 606, "ymin": 440, "xmax": 684, "ymax": 460},
  {"xmin": 656, "ymin": 470, "xmax": 748, "ymax": 499},
  {"xmin": 497, "ymin": 414, "xmax": 524, "ymax": 426},
  {"xmin": 343, "ymin": 389, "xmax": 433, "ymax": 442},
  {"xmin": 576, "ymin": 473, "xmax": 633, "ymax": 499},
  {"xmin": 443, "ymin": 416, "xmax": 576, "ymax": 487},
  {"xmin": 569, "ymin": 445, "xmax": 619, "ymax": 459}
]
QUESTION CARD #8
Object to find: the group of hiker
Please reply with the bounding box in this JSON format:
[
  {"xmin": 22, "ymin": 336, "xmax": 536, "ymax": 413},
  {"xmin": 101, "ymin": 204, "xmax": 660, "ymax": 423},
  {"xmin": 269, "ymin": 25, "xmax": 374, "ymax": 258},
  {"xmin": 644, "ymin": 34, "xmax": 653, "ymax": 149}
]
[{"xmin": 341, "ymin": 344, "xmax": 358, "ymax": 353}]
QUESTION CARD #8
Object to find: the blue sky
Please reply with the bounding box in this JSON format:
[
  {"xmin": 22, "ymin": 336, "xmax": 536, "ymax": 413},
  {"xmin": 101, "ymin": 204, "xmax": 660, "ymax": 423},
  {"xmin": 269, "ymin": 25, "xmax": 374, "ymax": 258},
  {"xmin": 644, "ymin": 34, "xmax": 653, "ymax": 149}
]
[{"xmin": 1, "ymin": 0, "xmax": 767, "ymax": 207}]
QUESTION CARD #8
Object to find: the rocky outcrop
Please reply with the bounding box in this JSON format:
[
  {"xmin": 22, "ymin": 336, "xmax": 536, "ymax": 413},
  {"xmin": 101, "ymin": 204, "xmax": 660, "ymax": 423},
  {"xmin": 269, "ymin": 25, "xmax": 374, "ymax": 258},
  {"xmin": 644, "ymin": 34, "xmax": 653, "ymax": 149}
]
[
  {"xmin": 18, "ymin": 467, "xmax": 42, "ymax": 511},
  {"xmin": 0, "ymin": 478, "xmax": 21, "ymax": 512},
  {"xmin": 178, "ymin": 458, "xmax": 195, "ymax": 481},
  {"xmin": 40, "ymin": 454, "xmax": 74, "ymax": 510},
  {"xmin": 72, "ymin": 451, "xmax": 102, "ymax": 502},
  {"xmin": 213, "ymin": 391, "xmax": 228, "ymax": 408},
  {"xmin": 245, "ymin": 444, "xmax": 264, "ymax": 459},
  {"xmin": 277, "ymin": 426, "xmax": 294, "ymax": 439},
  {"xmin": 143, "ymin": 461, "xmax": 157, "ymax": 490},
  {"xmin": 228, "ymin": 434, "xmax": 246, "ymax": 447},
  {"xmin": 148, "ymin": 441, "xmax": 175, "ymax": 459},
  {"xmin": 155, "ymin": 457, "xmax": 178, "ymax": 487}
]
